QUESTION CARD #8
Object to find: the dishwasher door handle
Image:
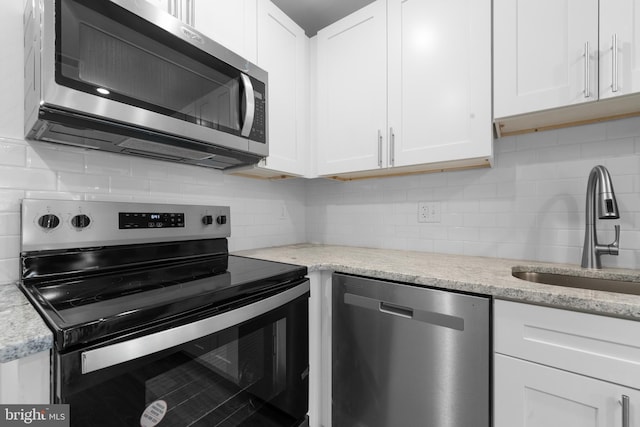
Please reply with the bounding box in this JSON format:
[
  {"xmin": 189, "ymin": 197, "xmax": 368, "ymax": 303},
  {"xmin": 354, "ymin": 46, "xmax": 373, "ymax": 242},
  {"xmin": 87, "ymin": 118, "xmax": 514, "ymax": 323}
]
[
  {"xmin": 380, "ymin": 301, "xmax": 413, "ymax": 318},
  {"xmin": 344, "ymin": 293, "xmax": 464, "ymax": 331}
]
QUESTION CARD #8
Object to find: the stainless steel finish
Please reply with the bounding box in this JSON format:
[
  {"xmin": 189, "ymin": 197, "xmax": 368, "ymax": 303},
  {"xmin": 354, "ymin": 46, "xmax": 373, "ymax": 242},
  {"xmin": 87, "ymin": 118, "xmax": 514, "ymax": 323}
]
[
  {"xmin": 344, "ymin": 292, "xmax": 465, "ymax": 330},
  {"xmin": 185, "ymin": 0, "xmax": 195, "ymax": 27},
  {"xmin": 622, "ymin": 395, "xmax": 630, "ymax": 427},
  {"xmin": 612, "ymin": 34, "xmax": 619, "ymax": 93},
  {"xmin": 240, "ymin": 73, "xmax": 256, "ymax": 137},
  {"xmin": 82, "ymin": 281, "xmax": 310, "ymax": 374},
  {"xmin": 581, "ymin": 165, "xmax": 620, "ymax": 269},
  {"xmin": 24, "ymin": 0, "xmax": 269, "ymax": 170},
  {"xmin": 168, "ymin": 0, "xmax": 179, "ymax": 20},
  {"xmin": 389, "ymin": 127, "xmax": 395, "ymax": 166},
  {"xmin": 512, "ymin": 269, "xmax": 640, "ymax": 296},
  {"xmin": 584, "ymin": 42, "xmax": 591, "ymax": 98},
  {"xmin": 332, "ymin": 273, "xmax": 490, "ymax": 427},
  {"xmin": 21, "ymin": 199, "xmax": 231, "ymax": 251},
  {"xmin": 378, "ymin": 130, "xmax": 383, "ymax": 167}
]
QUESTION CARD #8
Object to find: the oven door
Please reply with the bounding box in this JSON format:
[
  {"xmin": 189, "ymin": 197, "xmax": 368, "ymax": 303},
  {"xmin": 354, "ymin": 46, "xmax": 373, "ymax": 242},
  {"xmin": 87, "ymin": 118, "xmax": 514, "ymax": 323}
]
[
  {"xmin": 55, "ymin": 282, "xmax": 309, "ymax": 427},
  {"xmin": 40, "ymin": 0, "xmax": 267, "ymax": 154}
]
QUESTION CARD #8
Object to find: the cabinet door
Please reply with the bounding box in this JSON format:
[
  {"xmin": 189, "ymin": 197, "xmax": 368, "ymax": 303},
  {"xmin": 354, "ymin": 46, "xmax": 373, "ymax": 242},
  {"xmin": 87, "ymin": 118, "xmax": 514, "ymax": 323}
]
[
  {"xmin": 494, "ymin": 0, "xmax": 598, "ymax": 118},
  {"xmin": 192, "ymin": 0, "xmax": 257, "ymax": 63},
  {"xmin": 316, "ymin": 0, "xmax": 387, "ymax": 176},
  {"xmin": 256, "ymin": 0, "xmax": 308, "ymax": 176},
  {"xmin": 495, "ymin": 354, "xmax": 640, "ymax": 427},
  {"xmin": 600, "ymin": 0, "xmax": 640, "ymax": 99},
  {"xmin": 387, "ymin": 0, "xmax": 491, "ymax": 167}
]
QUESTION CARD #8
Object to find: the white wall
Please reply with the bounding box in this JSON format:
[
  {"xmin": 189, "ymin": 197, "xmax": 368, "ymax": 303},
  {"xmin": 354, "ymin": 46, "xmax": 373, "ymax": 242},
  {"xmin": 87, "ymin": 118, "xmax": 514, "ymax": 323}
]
[{"xmin": 306, "ymin": 115, "xmax": 640, "ymax": 269}]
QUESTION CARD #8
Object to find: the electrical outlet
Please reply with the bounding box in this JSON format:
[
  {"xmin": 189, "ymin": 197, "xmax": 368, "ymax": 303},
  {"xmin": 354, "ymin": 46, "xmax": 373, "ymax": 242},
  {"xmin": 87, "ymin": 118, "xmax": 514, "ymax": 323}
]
[{"xmin": 418, "ymin": 202, "xmax": 441, "ymax": 223}]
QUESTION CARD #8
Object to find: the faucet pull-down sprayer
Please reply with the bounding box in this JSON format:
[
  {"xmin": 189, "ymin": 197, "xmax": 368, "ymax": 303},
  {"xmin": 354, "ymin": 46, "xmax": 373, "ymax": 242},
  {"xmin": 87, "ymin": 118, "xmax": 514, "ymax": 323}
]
[{"xmin": 581, "ymin": 165, "xmax": 620, "ymax": 269}]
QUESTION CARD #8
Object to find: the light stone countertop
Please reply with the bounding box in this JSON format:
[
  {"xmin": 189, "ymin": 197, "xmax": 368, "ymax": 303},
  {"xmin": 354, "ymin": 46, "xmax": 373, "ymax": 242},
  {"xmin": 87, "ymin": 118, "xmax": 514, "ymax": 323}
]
[
  {"xmin": 0, "ymin": 284, "xmax": 53, "ymax": 363},
  {"xmin": 235, "ymin": 244, "xmax": 640, "ymax": 320},
  {"xmin": 5, "ymin": 243, "xmax": 640, "ymax": 363}
]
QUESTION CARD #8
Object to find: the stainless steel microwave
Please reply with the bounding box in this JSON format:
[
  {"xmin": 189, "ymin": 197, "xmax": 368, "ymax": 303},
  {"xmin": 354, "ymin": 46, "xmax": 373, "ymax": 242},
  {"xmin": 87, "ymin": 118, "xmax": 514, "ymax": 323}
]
[{"xmin": 24, "ymin": 0, "xmax": 268, "ymax": 170}]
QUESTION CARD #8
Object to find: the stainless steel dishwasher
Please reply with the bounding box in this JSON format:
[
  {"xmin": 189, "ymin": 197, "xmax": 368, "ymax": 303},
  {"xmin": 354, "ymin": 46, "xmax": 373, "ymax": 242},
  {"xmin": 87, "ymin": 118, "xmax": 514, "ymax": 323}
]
[{"xmin": 332, "ymin": 273, "xmax": 490, "ymax": 427}]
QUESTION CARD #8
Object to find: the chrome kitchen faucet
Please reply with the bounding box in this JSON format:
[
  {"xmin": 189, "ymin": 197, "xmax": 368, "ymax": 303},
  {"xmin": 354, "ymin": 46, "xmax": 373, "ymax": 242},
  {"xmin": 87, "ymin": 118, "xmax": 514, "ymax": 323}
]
[{"xmin": 581, "ymin": 165, "xmax": 620, "ymax": 269}]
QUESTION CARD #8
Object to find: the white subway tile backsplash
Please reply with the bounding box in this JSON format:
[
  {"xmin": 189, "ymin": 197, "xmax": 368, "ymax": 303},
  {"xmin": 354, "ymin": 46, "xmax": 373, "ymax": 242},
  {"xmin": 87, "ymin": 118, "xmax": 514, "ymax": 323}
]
[
  {"xmin": 2, "ymin": 114, "xmax": 640, "ymax": 281},
  {"xmin": 109, "ymin": 176, "xmax": 150, "ymax": 195},
  {"xmin": 0, "ymin": 141, "xmax": 26, "ymax": 167},
  {"xmin": 27, "ymin": 145, "xmax": 85, "ymax": 172},
  {"xmin": 0, "ymin": 213, "xmax": 20, "ymax": 235},
  {"xmin": 0, "ymin": 236, "xmax": 19, "ymax": 259},
  {"xmin": 0, "ymin": 258, "xmax": 19, "ymax": 285},
  {"xmin": 582, "ymin": 137, "xmax": 635, "ymax": 158},
  {"xmin": 0, "ymin": 166, "xmax": 56, "ymax": 190},
  {"xmin": 0, "ymin": 190, "xmax": 25, "ymax": 212},
  {"xmin": 558, "ymin": 122, "xmax": 606, "ymax": 145},
  {"xmin": 58, "ymin": 171, "xmax": 110, "ymax": 193},
  {"xmin": 85, "ymin": 152, "xmax": 132, "ymax": 176},
  {"xmin": 606, "ymin": 116, "xmax": 640, "ymax": 140}
]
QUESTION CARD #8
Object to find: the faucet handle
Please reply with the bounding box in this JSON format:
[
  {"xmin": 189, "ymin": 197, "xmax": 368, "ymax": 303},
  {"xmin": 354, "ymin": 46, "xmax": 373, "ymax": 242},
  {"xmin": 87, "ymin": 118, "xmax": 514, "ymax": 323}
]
[{"xmin": 609, "ymin": 224, "xmax": 620, "ymax": 255}]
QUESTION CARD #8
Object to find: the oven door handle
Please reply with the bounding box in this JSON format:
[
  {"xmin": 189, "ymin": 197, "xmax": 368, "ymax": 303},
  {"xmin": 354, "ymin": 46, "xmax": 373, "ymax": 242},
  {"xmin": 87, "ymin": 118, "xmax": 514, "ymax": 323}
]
[{"xmin": 81, "ymin": 281, "xmax": 309, "ymax": 374}]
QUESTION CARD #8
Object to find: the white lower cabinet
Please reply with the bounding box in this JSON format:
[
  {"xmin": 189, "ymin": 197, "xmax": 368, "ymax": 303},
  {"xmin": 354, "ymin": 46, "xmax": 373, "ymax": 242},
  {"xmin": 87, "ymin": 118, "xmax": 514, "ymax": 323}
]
[
  {"xmin": 495, "ymin": 354, "xmax": 640, "ymax": 427},
  {"xmin": 494, "ymin": 300, "xmax": 640, "ymax": 427},
  {"xmin": 0, "ymin": 351, "xmax": 50, "ymax": 404}
]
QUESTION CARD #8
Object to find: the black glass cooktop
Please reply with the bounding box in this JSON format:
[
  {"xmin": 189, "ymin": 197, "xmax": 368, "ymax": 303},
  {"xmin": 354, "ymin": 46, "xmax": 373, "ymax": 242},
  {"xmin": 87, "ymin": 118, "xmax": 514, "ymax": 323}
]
[{"xmin": 20, "ymin": 254, "xmax": 307, "ymax": 351}]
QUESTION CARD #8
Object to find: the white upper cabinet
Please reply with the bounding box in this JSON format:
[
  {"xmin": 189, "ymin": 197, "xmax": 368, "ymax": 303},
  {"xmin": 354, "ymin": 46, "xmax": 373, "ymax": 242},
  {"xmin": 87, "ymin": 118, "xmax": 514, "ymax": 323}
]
[
  {"xmin": 599, "ymin": 0, "xmax": 640, "ymax": 99},
  {"xmin": 387, "ymin": 0, "xmax": 491, "ymax": 168},
  {"xmin": 252, "ymin": 0, "xmax": 308, "ymax": 177},
  {"xmin": 494, "ymin": 0, "xmax": 640, "ymax": 120},
  {"xmin": 316, "ymin": 0, "xmax": 491, "ymax": 178},
  {"xmin": 316, "ymin": 0, "xmax": 388, "ymax": 176},
  {"xmin": 191, "ymin": 0, "xmax": 257, "ymax": 63},
  {"xmin": 494, "ymin": 0, "xmax": 598, "ymax": 118}
]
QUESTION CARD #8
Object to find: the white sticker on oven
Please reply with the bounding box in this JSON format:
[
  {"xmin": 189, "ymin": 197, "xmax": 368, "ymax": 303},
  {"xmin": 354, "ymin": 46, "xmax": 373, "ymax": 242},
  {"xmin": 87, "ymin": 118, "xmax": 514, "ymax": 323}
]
[{"xmin": 140, "ymin": 400, "xmax": 167, "ymax": 427}]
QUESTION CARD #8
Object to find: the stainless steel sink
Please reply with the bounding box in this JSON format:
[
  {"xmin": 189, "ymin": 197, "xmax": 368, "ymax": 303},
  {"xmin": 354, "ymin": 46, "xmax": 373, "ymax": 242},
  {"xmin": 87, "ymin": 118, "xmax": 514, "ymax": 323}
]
[{"xmin": 512, "ymin": 270, "xmax": 640, "ymax": 296}]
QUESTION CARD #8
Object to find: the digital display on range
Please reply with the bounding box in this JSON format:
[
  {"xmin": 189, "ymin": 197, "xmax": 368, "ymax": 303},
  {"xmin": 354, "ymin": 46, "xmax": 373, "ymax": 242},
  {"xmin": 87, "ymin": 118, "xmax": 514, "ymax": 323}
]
[{"xmin": 119, "ymin": 212, "xmax": 185, "ymax": 229}]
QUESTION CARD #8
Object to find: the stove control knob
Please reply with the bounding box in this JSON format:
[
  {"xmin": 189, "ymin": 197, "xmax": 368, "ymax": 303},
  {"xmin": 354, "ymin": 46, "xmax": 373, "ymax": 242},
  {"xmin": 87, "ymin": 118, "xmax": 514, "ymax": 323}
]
[
  {"xmin": 216, "ymin": 215, "xmax": 227, "ymax": 225},
  {"xmin": 202, "ymin": 215, "xmax": 214, "ymax": 225},
  {"xmin": 38, "ymin": 214, "xmax": 60, "ymax": 229},
  {"xmin": 71, "ymin": 214, "xmax": 91, "ymax": 229}
]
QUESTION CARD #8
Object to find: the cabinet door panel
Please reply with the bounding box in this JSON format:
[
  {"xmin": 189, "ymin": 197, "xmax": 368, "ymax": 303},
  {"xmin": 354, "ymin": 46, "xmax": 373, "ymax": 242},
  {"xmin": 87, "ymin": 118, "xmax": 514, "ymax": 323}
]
[
  {"xmin": 388, "ymin": 0, "xmax": 491, "ymax": 167},
  {"xmin": 495, "ymin": 354, "xmax": 640, "ymax": 427},
  {"xmin": 256, "ymin": 0, "xmax": 307, "ymax": 175},
  {"xmin": 316, "ymin": 0, "xmax": 387, "ymax": 176},
  {"xmin": 600, "ymin": 0, "xmax": 640, "ymax": 99},
  {"xmin": 192, "ymin": 0, "xmax": 257, "ymax": 62},
  {"xmin": 494, "ymin": 0, "xmax": 598, "ymax": 117}
]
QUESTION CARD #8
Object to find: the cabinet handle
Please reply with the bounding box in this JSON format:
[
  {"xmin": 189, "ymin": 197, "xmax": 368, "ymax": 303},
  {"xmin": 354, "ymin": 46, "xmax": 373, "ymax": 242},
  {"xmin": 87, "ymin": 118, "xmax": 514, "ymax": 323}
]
[
  {"xmin": 584, "ymin": 42, "xmax": 590, "ymax": 98},
  {"xmin": 184, "ymin": 0, "xmax": 195, "ymax": 26},
  {"xmin": 621, "ymin": 395, "xmax": 629, "ymax": 427},
  {"xmin": 612, "ymin": 34, "xmax": 619, "ymax": 93},
  {"xmin": 389, "ymin": 127, "xmax": 395, "ymax": 166},
  {"xmin": 378, "ymin": 130, "xmax": 383, "ymax": 167}
]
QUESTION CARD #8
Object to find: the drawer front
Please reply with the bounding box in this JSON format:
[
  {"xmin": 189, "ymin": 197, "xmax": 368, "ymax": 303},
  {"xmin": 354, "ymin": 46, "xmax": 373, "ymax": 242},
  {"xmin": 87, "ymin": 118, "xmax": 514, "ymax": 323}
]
[{"xmin": 494, "ymin": 300, "xmax": 640, "ymax": 389}]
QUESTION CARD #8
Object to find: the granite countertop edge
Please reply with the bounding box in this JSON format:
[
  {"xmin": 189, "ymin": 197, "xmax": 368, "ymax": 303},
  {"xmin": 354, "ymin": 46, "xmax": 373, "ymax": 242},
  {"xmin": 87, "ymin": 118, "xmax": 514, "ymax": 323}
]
[
  {"xmin": 0, "ymin": 284, "xmax": 53, "ymax": 364},
  {"xmin": 235, "ymin": 244, "xmax": 640, "ymax": 321},
  {"xmin": 5, "ymin": 243, "xmax": 640, "ymax": 363}
]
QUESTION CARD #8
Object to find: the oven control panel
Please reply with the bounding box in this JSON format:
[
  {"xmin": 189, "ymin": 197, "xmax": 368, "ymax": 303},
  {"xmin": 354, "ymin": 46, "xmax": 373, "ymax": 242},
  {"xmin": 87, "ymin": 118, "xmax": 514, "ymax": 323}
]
[
  {"xmin": 119, "ymin": 212, "xmax": 185, "ymax": 229},
  {"xmin": 22, "ymin": 199, "xmax": 231, "ymax": 252}
]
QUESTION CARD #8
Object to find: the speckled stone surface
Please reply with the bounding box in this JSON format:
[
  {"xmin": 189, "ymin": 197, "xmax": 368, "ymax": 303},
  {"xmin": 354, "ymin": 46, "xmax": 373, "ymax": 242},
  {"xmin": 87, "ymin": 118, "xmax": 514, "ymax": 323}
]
[
  {"xmin": 0, "ymin": 284, "xmax": 53, "ymax": 363},
  {"xmin": 235, "ymin": 244, "xmax": 640, "ymax": 320}
]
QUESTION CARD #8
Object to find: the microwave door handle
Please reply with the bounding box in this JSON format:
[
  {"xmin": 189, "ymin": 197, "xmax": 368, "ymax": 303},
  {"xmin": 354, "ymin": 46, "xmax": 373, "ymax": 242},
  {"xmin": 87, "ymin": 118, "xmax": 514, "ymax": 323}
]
[{"xmin": 240, "ymin": 73, "xmax": 255, "ymax": 137}]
